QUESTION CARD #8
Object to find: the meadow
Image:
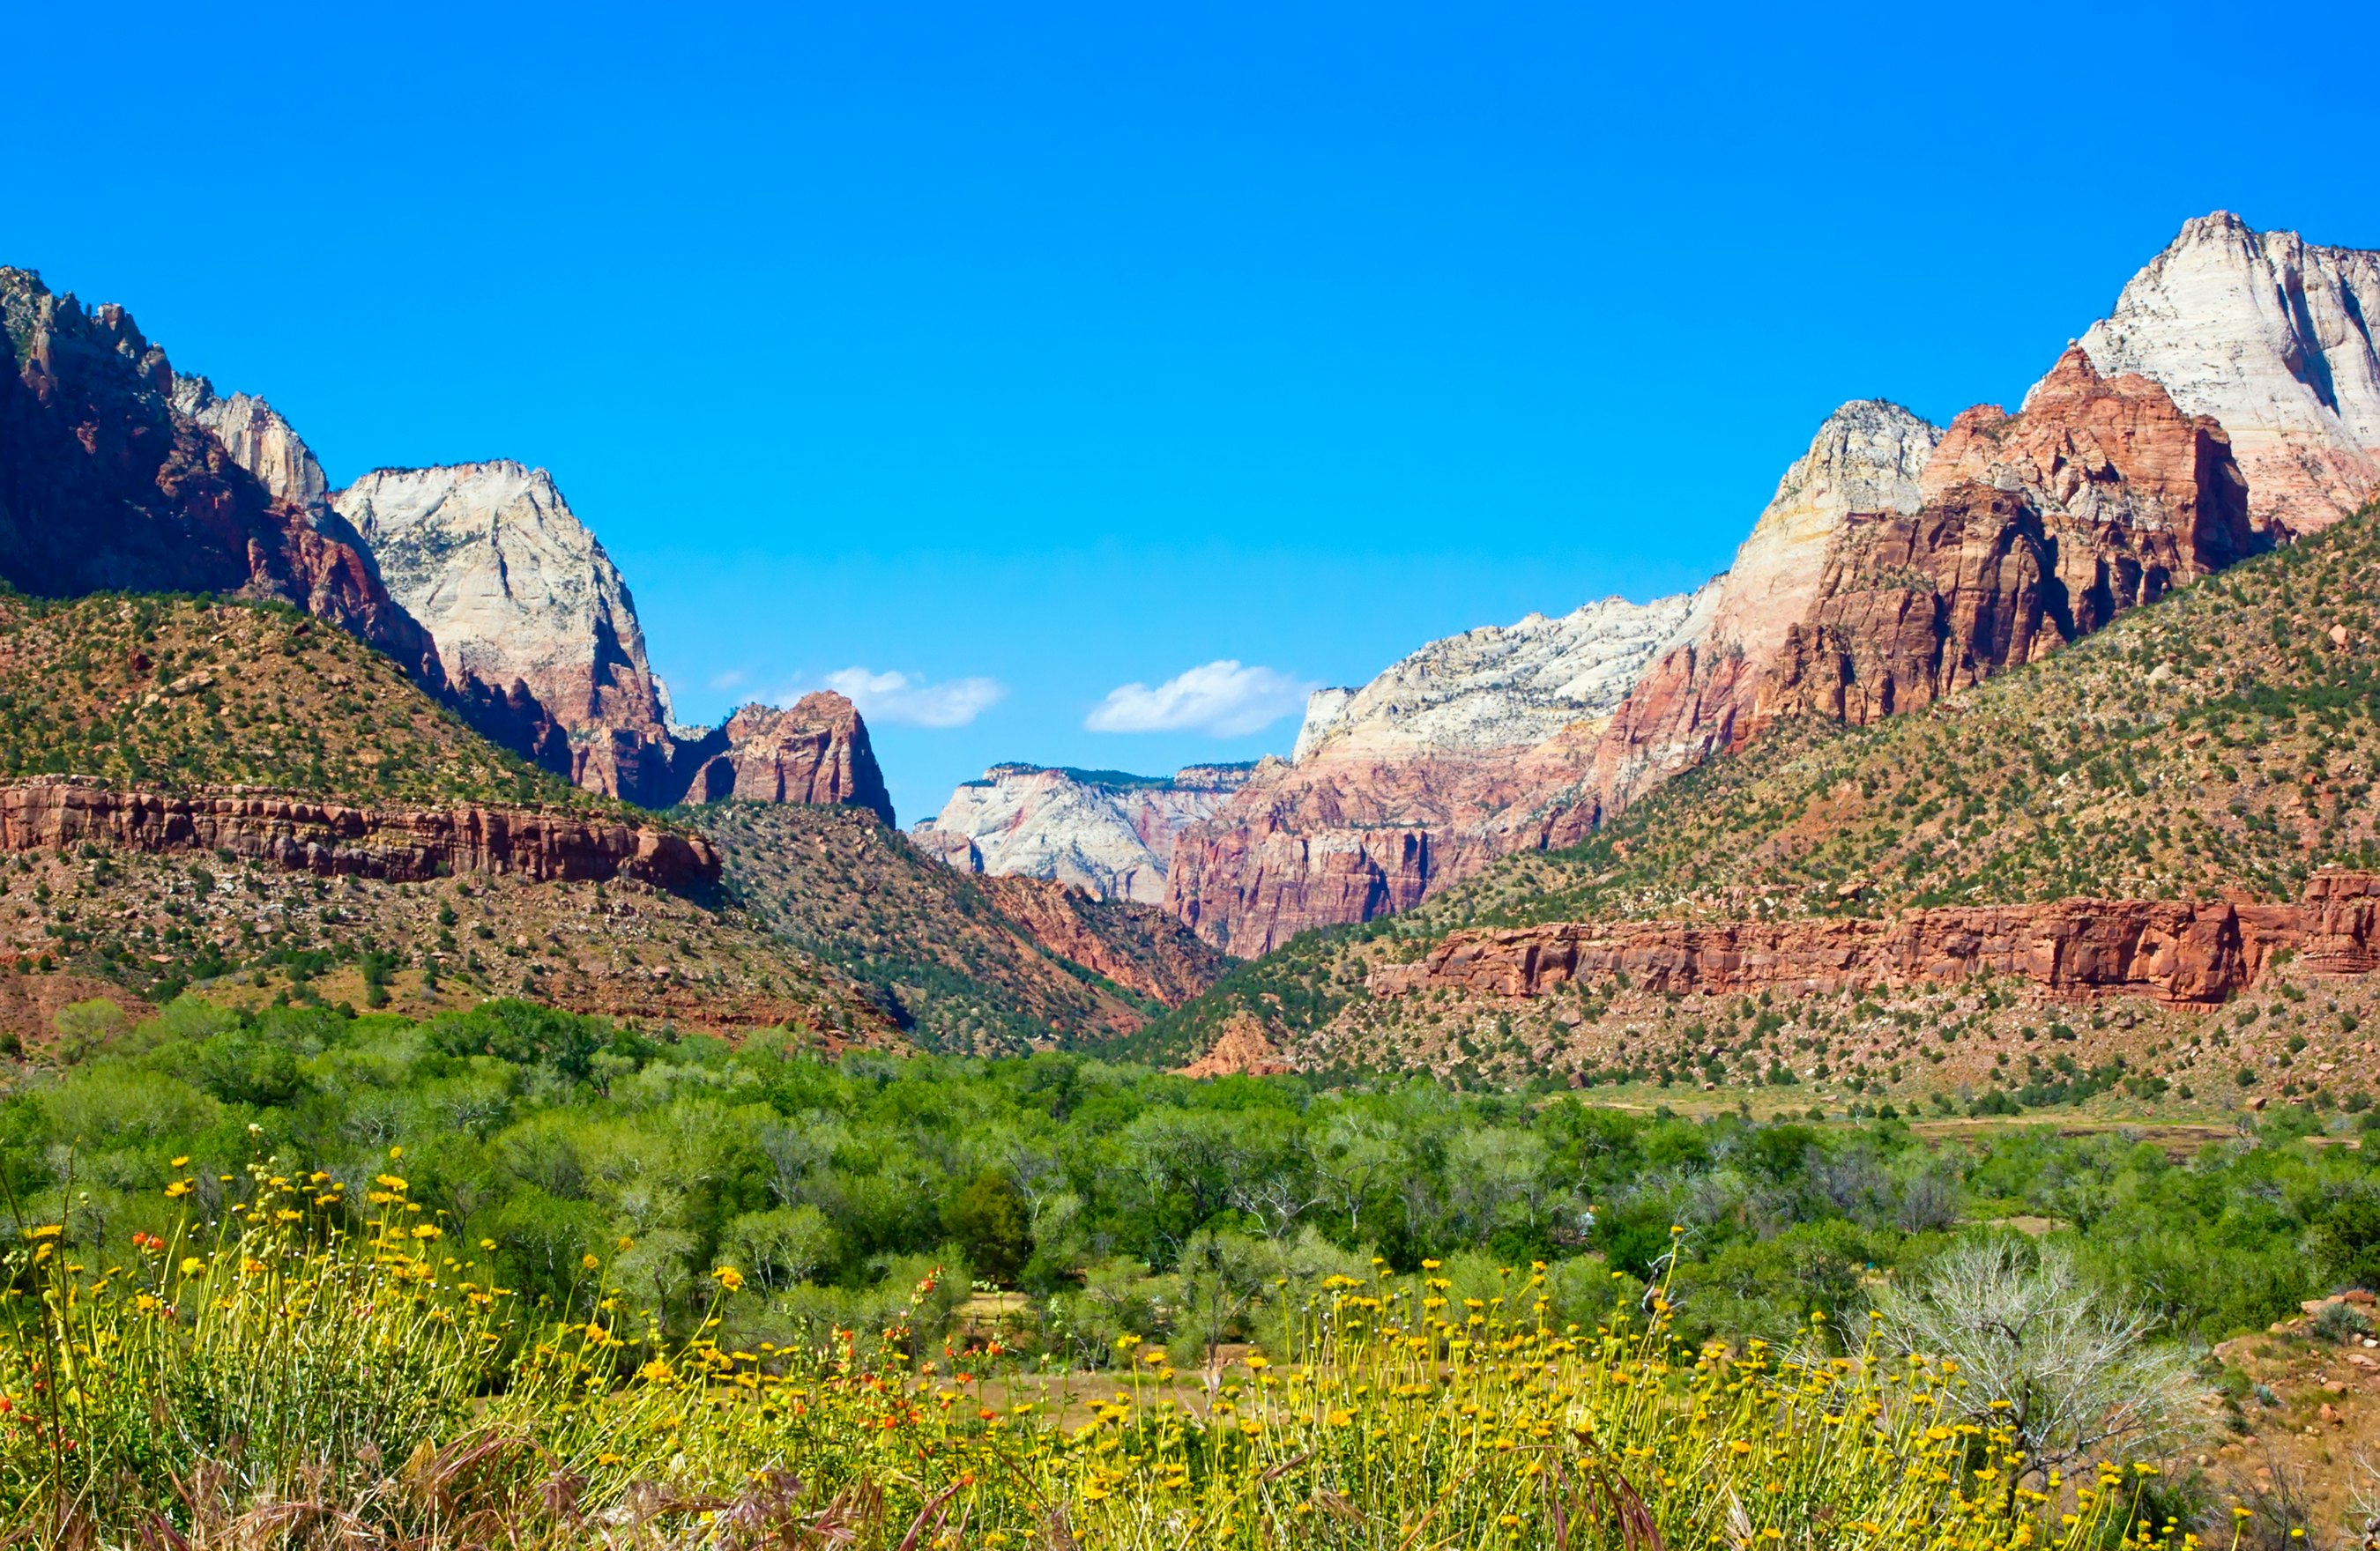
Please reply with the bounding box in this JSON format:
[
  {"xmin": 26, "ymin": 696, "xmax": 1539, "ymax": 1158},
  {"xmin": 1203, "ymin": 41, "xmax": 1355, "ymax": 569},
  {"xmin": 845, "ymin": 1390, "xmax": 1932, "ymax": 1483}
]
[{"xmin": 2, "ymin": 995, "xmax": 2376, "ymax": 1545}]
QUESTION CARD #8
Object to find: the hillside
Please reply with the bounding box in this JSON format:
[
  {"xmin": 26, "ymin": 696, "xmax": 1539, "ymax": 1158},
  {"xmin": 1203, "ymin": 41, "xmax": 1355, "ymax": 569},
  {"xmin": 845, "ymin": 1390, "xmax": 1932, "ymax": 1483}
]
[
  {"xmin": 1145, "ymin": 501, "xmax": 2380, "ymax": 1111},
  {"xmin": 1430, "ymin": 495, "xmax": 2380, "ymax": 928},
  {"xmin": 0, "ymin": 591, "xmax": 594, "ymax": 809},
  {"xmin": 695, "ymin": 802, "xmax": 1227, "ymax": 1053}
]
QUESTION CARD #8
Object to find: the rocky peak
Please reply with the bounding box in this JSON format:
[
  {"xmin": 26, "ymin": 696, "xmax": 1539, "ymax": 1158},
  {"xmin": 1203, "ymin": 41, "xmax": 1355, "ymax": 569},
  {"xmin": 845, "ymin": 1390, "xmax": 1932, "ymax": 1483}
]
[
  {"xmin": 167, "ymin": 375, "xmax": 330, "ymax": 515},
  {"xmin": 913, "ymin": 762, "xmax": 1253, "ymax": 903},
  {"xmin": 331, "ymin": 461, "xmax": 673, "ymax": 798},
  {"xmin": 2078, "ymin": 211, "xmax": 2380, "ymax": 533},
  {"xmin": 1761, "ymin": 345, "xmax": 2254, "ymax": 728},
  {"xmin": 0, "ymin": 269, "xmax": 441, "ymax": 685}
]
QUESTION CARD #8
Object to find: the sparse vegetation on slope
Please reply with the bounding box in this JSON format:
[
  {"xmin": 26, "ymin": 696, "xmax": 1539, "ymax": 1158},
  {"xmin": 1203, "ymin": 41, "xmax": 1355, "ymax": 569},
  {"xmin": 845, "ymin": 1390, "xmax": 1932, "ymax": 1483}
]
[
  {"xmin": 0, "ymin": 591, "xmax": 598, "ymax": 809},
  {"xmin": 1152, "ymin": 503, "xmax": 2380, "ymax": 1095},
  {"xmin": 1446, "ymin": 497, "xmax": 2380, "ymax": 930},
  {"xmin": 696, "ymin": 802, "xmax": 1224, "ymax": 1053}
]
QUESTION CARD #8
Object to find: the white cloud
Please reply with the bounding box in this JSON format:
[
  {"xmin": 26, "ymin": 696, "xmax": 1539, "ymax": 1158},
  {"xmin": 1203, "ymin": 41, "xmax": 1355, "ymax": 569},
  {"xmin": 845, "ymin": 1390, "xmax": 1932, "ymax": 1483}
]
[
  {"xmin": 1085, "ymin": 659, "xmax": 1317, "ymax": 737},
  {"xmin": 823, "ymin": 667, "xmax": 1006, "ymax": 729},
  {"xmin": 707, "ymin": 668, "xmax": 747, "ymax": 692}
]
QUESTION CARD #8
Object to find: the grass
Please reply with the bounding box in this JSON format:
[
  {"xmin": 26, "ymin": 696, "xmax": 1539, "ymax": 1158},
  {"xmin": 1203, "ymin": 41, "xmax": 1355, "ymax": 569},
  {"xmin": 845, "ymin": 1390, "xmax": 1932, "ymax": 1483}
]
[{"xmin": 0, "ymin": 1161, "xmax": 2183, "ymax": 1548}]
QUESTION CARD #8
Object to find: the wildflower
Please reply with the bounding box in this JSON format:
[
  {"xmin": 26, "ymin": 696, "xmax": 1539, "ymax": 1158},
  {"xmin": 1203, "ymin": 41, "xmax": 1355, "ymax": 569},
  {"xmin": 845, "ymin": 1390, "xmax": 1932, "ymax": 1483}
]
[{"xmin": 711, "ymin": 1265, "xmax": 745, "ymax": 1292}]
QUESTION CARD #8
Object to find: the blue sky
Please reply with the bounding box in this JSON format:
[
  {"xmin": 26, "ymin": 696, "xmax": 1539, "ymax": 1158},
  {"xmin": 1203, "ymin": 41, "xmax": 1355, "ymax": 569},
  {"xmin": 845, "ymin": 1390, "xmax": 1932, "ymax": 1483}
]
[{"xmin": 16, "ymin": 1, "xmax": 2375, "ymax": 820}]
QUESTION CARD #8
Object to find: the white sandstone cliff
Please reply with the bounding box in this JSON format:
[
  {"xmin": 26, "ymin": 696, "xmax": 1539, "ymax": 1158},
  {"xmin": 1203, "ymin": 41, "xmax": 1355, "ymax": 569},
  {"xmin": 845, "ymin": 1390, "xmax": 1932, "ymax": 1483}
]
[
  {"xmin": 913, "ymin": 764, "xmax": 1254, "ymax": 904},
  {"xmin": 1290, "ymin": 591, "xmax": 1710, "ymax": 763},
  {"xmin": 330, "ymin": 462, "xmax": 674, "ymax": 791},
  {"xmin": 2076, "ymin": 211, "xmax": 2380, "ymax": 533}
]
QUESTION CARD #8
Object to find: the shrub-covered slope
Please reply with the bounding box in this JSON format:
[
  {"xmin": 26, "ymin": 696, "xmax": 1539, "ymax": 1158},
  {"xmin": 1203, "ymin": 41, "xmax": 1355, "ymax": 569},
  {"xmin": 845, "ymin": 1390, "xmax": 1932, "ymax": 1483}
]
[
  {"xmin": 0, "ymin": 592, "xmax": 594, "ymax": 809},
  {"xmin": 697, "ymin": 803, "xmax": 1226, "ymax": 1054}
]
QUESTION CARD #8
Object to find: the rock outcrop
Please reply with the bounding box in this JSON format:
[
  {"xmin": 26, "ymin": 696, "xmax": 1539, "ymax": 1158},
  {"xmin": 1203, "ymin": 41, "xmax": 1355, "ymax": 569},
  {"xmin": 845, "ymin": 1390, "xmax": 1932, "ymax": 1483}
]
[
  {"xmin": 913, "ymin": 763, "xmax": 1253, "ymax": 903},
  {"xmin": 672, "ymin": 694, "xmax": 896, "ymax": 825},
  {"xmin": 1370, "ymin": 871, "xmax": 2380, "ymax": 1008},
  {"xmin": 1175, "ymin": 1010, "xmax": 1294, "ymax": 1079},
  {"xmin": 0, "ymin": 777, "xmax": 718, "ymax": 887},
  {"xmin": 1290, "ymin": 592, "xmax": 1707, "ymax": 761},
  {"xmin": 2079, "ymin": 212, "xmax": 2380, "ymax": 535},
  {"xmin": 0, "ymin": 270, "xmax": 442, "ymax": 684},
  {"xmin": 331, "ymin": 463, "xmax": 678, "ymax": 800},
  {"xmin": 1759, "ymin": 348, "xmax": 2254, "ymax": 728}
]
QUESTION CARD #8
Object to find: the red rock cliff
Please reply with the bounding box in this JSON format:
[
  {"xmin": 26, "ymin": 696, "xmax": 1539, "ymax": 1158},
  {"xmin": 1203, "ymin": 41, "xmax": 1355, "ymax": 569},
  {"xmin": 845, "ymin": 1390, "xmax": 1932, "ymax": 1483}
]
[
  {"xmin": 0, "ymin": 779, "xmax": 718, "ymax": 888},
  {"xmin": 1760, "ymin": 349, "xmax": 2254, "ymax": 728},
  {"xmin": 671, "ymin": 694, "xmax": 896, "ymax": 824},
  {"xmin": 1370, "ymin": 872, "xmax": 2380, "ymax": 1008}
]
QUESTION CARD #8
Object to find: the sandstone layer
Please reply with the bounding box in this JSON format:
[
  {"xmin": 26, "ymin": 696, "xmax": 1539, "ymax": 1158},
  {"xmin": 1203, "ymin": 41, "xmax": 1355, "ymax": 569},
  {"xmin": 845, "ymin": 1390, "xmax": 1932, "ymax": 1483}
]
[
  {"xmin": 332, "ymin": 462, "xmax": 677, "ymax": 798},
  {"xmin": 1370, "ymin": 872, "xmax": 2380, "ymax": 1008},
  {"xmin": 913, "ymin": 763, "xmax": 1253, "ymax": 903},
  {"xmin": 0, "ymin": 778, "xmax": 717, "ymax": 888},
  {"xmin": 2079, "ymin": 212, "xmax": 2380, "ymax": 535},
  {"xmin": 0, "ymin": 270, "xmax": 441, "ymax": 684}
]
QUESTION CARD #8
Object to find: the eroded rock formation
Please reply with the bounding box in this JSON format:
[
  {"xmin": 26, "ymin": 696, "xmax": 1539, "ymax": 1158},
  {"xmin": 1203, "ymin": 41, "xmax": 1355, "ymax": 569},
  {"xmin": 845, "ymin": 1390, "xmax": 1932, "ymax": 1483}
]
[
  {"xmin": 1759, "ymin": 349, "xmax": 2254, "ymax": 727},
  {"xmin": 332, "ymin": 463, "xmax": 678, "ymax": 799},
  {"xmin": 1370, "ymin": 872, "xmax": 2380, "ymax": 1007},
  {"xmin": 0, "ymin": 778, "xmax": 717, "ymax": 888},
  {"xmin": 671, "ymin": 695, "xmax": 895, "ymax": 824}
]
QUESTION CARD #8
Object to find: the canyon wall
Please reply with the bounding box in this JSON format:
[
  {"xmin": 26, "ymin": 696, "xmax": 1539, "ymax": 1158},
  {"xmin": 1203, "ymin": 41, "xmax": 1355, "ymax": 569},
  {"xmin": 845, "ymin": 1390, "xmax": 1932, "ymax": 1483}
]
[
  {"xmin": 0, "ymin": 779, "xmax": 718, "ymax": 888},
  {"xmin": 1370, "ymin": 872, "xmax": 2380, "ymax": 1007}
]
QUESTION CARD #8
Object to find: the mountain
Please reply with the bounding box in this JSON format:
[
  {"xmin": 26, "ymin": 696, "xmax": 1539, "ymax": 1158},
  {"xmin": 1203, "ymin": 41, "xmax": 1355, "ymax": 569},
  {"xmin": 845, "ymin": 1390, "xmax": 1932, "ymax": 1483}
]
[
  {"xmin": 332, "ymin": 462, "xmax": 677, "ymax": 799},
  {"xmin": 0, "ymin": 270, "xmax": 440, "ymax": 685},
  {"xmin": 2077, "ymin": 211, "xmax": 2380, "ymax": 535},
  {"xmin": 911, "ymin": 762, "xmax": 1253, "ymax": 903},
  {"xmin": 0, "ymin": 590, "xmax": 904, "ymax": 1039},
  {"xmin": 1155, "ymin": 215, "xmax": 2358, "ymax": 954},
  {"xmin": 1147, "ymin": 496, "xmax": 2380, "ymax": 1108},
  {"xmin": 0, "ymin": 264, "xmax": 1217, "ymax": 1049},
  {"xmin": 673, "ymin": 697, "xmax": 896, "ymax": 824},
  {"xmin": 1157, "ymin": 404, "xmax": 1940, "ymax": 955},
  {"xmin": 1155, "ymin": 594, "xmax": 1716, "ymax": 956}
]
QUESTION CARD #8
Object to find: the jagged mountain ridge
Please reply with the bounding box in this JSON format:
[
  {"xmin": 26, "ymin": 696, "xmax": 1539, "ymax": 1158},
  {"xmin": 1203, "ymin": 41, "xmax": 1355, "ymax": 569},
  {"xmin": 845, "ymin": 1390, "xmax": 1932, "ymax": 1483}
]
[
  {"xmin": 0, "ymin": 270, "xmax": 441, "ymax": 686},
  {"xmin": 0, "ymin": 263, "xmax": 895, "ymax": 825},
  {"xmin": 2077, "ymin": 211, "xmax": 2380, "ymax": 535}
]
